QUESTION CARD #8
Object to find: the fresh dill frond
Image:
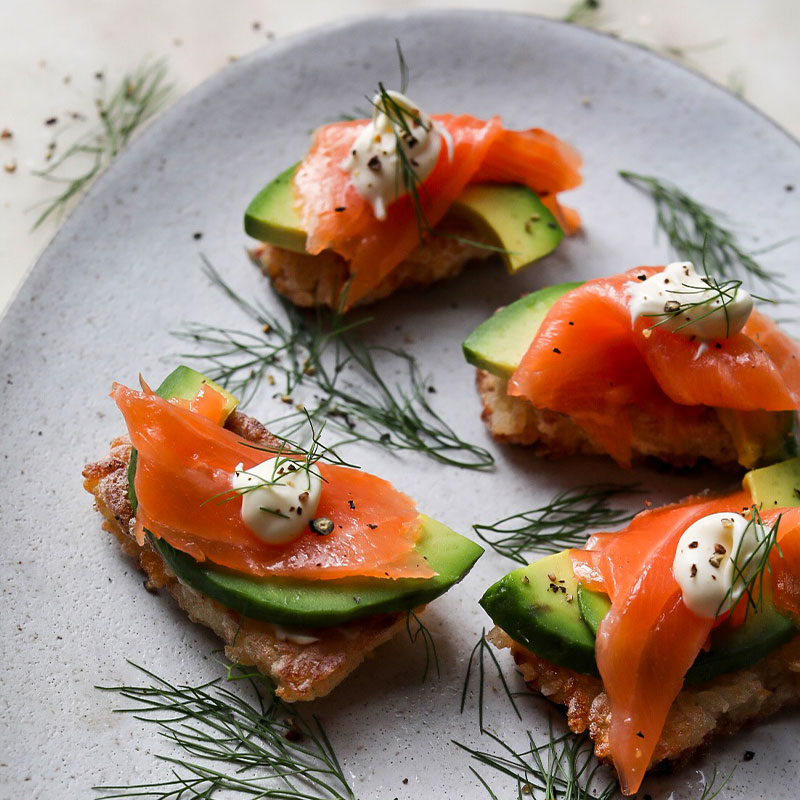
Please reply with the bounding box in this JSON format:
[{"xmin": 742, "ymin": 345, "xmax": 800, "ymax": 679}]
[
  {"xmin": 619, "ymin": 170, "xmax": 787, "ymax": 289},
  {"xmin": 460, "ymin": 630, "xmax": 521, "ymax": 733},
  {"xmin": 699, "ymin": 764, "xmax": 737, "ymax": 800},
  {"xmin": 93, "ymin": 660, "xmax": 355, "ymax": 800},
  {"xmin": 33, "ymin": 60, "xmax": 172, "ymax": 228},
  {"xmin": 473, "ymin": 484, "xmax": 636, "ymax": 564},
  {"xmin": 406, "ymin": 610, "xmax": 440, "ymax": 682},
  {"xmin": 563, "ymin": 0, "xmax": 601, "ymax": 25},
  {"xmin": 715, "ymin": 506, "xmax": 783, "ymax": 620},
  {"xmin": 454, "ymin": 724, "xmax": 618, "ymax": 800},
  {"xmin": 176, "ymin": 257, "xmax": 494, "ymax": 469}
]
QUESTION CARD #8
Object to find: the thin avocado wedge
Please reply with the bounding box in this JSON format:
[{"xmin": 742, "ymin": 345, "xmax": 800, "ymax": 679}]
[
  {"xmin": 462, "ymin": 282, "xmax": 581, "ymax": 379},
  {"xmin": 131, "ymin": 366, "xmax": 484, "ymax": 628},
  {"xmin": 152, "ymin": 515, "xmax": 483, "ymax": 627},
  {"xmin": 244, "ymin": 164, "xmax": 564, "ymax": 270},
  {"xmin": 480, "ymin": 550, "xmax": 599, "ymax": 676},
  {"xmin": 744, "ymin": 456, "xmax": 800, "ymax": 509}
]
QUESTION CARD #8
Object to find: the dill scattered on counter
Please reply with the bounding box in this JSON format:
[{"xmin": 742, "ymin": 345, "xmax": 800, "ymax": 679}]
[
  {"xmin": 33, "ymin": 60, "xmax": 172, "ymax": 228},
  {"xmin": 619, "ymin": 170, "xmax": 787, "ymax": 289},
  {"xmin": 94, "ymin": 660, "xmax": 355, "ymax": 800},
  {"xmin": 406, "ymin": 609, "xmax": 440, "ymax": 682},
  {"xmin": 176, "ymin": 257, "xmax": 494, "ymax": 469},
  {"xmin": 473, "ymin": 484, "xmax": 636, "ymax": 564},
  {"xmin": 460, "ymin": 630, "xmax": 521, "ymax": 734}
]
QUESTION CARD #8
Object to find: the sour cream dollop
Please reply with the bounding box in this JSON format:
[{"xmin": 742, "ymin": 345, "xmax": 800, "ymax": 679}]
[
  {"xmin": 672, "ymin": 511, "xmax": 765, "ymax": 619},
  {"xmin": 232, "ymin": 458, "xmax": 322, "ymax": 545},
  {"xmin": 628, "ymin": 261, "xmax": 753, "ymax": 340},
  {"xmin": 341, "ymin": 90, "xmax": 452, "ymax": 220}
]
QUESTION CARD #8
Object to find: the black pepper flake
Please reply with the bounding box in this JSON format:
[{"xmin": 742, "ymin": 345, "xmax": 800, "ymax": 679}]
[
  {"xmin": 688, "ymin": 541, "xmax": 698, "ymax": 548},
  {"xmin": 367, "ymin": 155, "xmax": 382, "ymax": 172},
  {"xmin": 367, "ymin": 523, "xmax": 378, "ymax": 529},
  {"xmin": 521, "ymin": 575, "xmax": 530, "ymax": 585},
  {"xmin": 298, "ymin": 491, "xmax": 309, "ymax": 503},
  {"xmin": 690, "ymin": 564, "xmax": 698, "ymax": 578},
  {"xmin": 380, "ymin": 433, "xmax": 391, "ymax": 444},
  {"xmin": 353, "ymin": 596, "xmax": 361, "ymax": 605},
  {"xmin": 45, "ymin": 117, "xmax": 58, "ymax": 126},
  {"xmin": 568, "ymin": 321, "xmax": 574, "ymax": 326},
  {"xmin": 334, "ymin": 206, "xmax": 346, "ymax": 212},
  {"xmin": 786, "ymin": 185, "xmax": 795, "ymax": 193},
  {"xmin": 714, "ymin": 543, "xmax": 726, "ymax": 555},
  {"xmin": 743, "ymin": 750, "xmax": 755, "ymax": 761},
  {"xmin": 636, "ymin": 731, "xmax": 644, "ymax": 738},
  {"xmin": 663, "ymin": 300, "xmax": 680, "ymax": 313},
  {"xmin": 402, "ymin": 778, "xmax": 409, "ymax": 785},
  {"xmin": 552, "ymin": 347, "xmax": 561, "ymax": 354},
  {"xmin": 348, "ymin": 499, "xmax": 356, "ymax": 510},
  {"xmin": 546, "ymin": 221, "xmax": 557, "ymax": 229},
  {"xmin": 793, "ymin": 487, "xmax": 800, "ymax": 500},
  {"xmin": 637, "ymin": 274, "xmax": 647, "ymax": 281},
  {"xmin": 310, "ymin": 517, "xmax": 334, "ymax": 535},
  {"xmin": 192, "ymin": 231, "xmax": 203, "ymax": 240},
  {"xmin": 715, "ymin": 342, "xmax": 722, "ymax": 349}
]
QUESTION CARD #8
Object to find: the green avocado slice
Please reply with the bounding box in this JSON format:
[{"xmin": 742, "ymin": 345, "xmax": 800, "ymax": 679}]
[
  {"xmin": 244, "ymin": 164, "xmax": 564, "ymax": 271},
  {"xmin": 462, "ymin": 282, "xmax": 581, "ymax": 379},
  {"xmin": 129, "ymin": 366, "xmax": 483, "ymax": 628},
  {"xmin": 152, "ymin": 515, "xmax": 482, "ymax": 627}
]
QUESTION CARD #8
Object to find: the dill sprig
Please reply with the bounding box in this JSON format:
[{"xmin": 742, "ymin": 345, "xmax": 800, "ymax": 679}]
[
  {"xmin": 33, "ymin": 60, "xmax": 172, "ymax": 228},
  {"xmin": 563, "ymin": 0, "xmax": 601, "ymax": 25},
  {"xmin": 460, "ymin": 630, "xmax": 521, "ymax": 733},
  {"xmin": 176, "ymin": 257, "xmax": 494, "ymax": 469},
  {"xmin": 473, "ymin": 485, "xmax": 636, "ymax": 564},
  {"xmin": 716, "ymin": 506, "xmax": 783, "ymax": 620},
  {"xmin": 454, "ymin": 724, "xmax": 618, "ymax": 800},
  {"xmin": 93, "ymin": 660, "xmax": 355, "ymax": 800},
  {"xmin": 619, "ymin": 170, "xmax": 787, "ymax": 289},
  {"xmin": 406, "ymin": 610, "xmax": 440, "ymax": 682}
]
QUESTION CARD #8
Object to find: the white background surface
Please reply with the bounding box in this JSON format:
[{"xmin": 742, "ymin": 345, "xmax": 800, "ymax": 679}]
[{"xmin": 1, "ymin": 0, "xmax": 799, "ymax": 316}]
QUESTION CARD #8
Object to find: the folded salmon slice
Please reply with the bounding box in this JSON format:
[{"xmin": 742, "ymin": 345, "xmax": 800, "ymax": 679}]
[
  {"xmin": 112, "ymin": 383, "xmax": 432, "ymax": 580},
  {"xmin": 293, "ymin": 116, "xmax": 582, "ymax": 306},
  {"xmin": 509, "ymin": 267, "xmax": 800, "ymax": 466},
  {"xmin": 571, "ymin": 492, "xmax": 800, "ymax": 795}
]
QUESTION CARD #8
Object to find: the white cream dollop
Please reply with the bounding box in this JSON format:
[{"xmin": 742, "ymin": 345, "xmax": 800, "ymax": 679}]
[
  {"xmin": 672, "ymin": 511, "xmax": 765, "ymax": 619},
  {"xmin": 628, "ymin": 261, "xmax": 753, "ymax": 340},
  {"xmin": 341, "ymin": 90, "xmax": 452, "ymax": 220},
  {"xmin": 232, "ymin": 458, "xmax": 322, "ymax": 545}
]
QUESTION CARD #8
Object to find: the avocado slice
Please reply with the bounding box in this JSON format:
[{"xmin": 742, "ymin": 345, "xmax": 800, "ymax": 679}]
[
  {"xmin": 129, "ymin": 366, "xmax": 483, "ymax": 627},
  {"xmin": 479, "ymin": 550, "xmax": 599, "ymax": 676},
  {"xmin": 244, "ymin": 164, "xmax": 564, "ymax": 270},
  {"xmin": 462, "ymin": 282, "xmax": 581, "ymax": 379},
  {"xmin": 152, "ymin": 515, "xmax": 482, "ymax": 627},
  {"xmin": 744, "ymin": 456, "xmax": 800, "ymax": 509}
]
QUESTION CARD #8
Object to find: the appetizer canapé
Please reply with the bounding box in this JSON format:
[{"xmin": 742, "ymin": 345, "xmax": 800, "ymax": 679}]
[
  {"xmin": 464, "ymin": 262, "xmax": 800, "ymax": 468},
  {"xmin": 480, "ymin": 457, "xmax": 800, "ymax": 795},
  {"xmin": 245, "ymin": 89, "xmax": 581, "ymax": 309},
  {"xmin": 83, "ymin": 366, "xmax": 482, "ymax": 701}
]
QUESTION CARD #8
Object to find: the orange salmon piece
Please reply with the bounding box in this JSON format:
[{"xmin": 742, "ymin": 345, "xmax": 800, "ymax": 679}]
[
  {"xmin": 112, "ymin": 383, "xmax": 432, "ymax": 580},
  {"xmin": 571, "ymin": 491, "xmax": 751, "ymax": 795}
]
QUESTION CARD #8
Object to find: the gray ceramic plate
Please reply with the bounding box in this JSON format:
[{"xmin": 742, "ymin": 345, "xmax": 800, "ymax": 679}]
[{"xmin": 2, "ymin": 11, "xmax": 798, "ymax": 798}]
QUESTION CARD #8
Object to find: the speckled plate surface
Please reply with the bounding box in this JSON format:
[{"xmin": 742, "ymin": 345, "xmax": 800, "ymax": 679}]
[{"xmin": 2, "ymin": 11, "xmax": 799, "ymax": 798}]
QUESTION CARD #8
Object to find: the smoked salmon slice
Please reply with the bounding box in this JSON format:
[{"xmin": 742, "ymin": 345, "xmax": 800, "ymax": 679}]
[
  {"xmin": 112, "ymin": 382, "xmax": 433, "ymax": 581},
  {"xmin": 293, "ymin": 116, "xmax": 582, "ymax": 307},
  {"xmin": 509, "ymin": 267, "xmax": 800, "ymax": 467},
  {"xmin": 570, "ymin": 492, "xmax": 800, "ymax": 795}
]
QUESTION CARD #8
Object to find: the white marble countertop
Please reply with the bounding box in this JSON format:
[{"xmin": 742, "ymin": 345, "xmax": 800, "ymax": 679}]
[{"xmin": 2, "ymin": 0, "xmax": 798, "ymax": 316}]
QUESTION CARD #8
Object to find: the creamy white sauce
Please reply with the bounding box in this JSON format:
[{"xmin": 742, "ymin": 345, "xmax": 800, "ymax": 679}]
[
  {"xmin": 232, "ymin": 457, "xmax": 322, "ymax": 545},
  {"xmin": 672, "ymin": 511, "xmax": 764, "ymax": 619},
  {"xmin": 271, "ymin": 624, "xmax": 319, "ymax": 645},
  {"xmin": 628, "ymin": 261, "xmax": 753, "ymax": 340},
  {"xmin": 341, "ymin": 90, "xmax": 452, "ymax": 220}
]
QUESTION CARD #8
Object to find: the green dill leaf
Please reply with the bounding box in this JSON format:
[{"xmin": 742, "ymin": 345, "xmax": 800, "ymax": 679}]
[
  {"xmin": 93, "ymin": 659, "xmax": 355, "ymax": 799},
  {"xmin": 473, "ymin": 484, "xmax": 637, "ymax": 564},
  {"xmin": 175, "ymin": 256, "xmax": 494, "ymax": 470},
  {"xmin": 619, "ymin": 170, "xmax": 788, "ymax": 290},
  {"xmin": 406, "ymin": 609, "xmax": 440, "ymax": 682},
  {"xmin": 32, "ymin": 60, "xmax": 173, "ymax": 229}
]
